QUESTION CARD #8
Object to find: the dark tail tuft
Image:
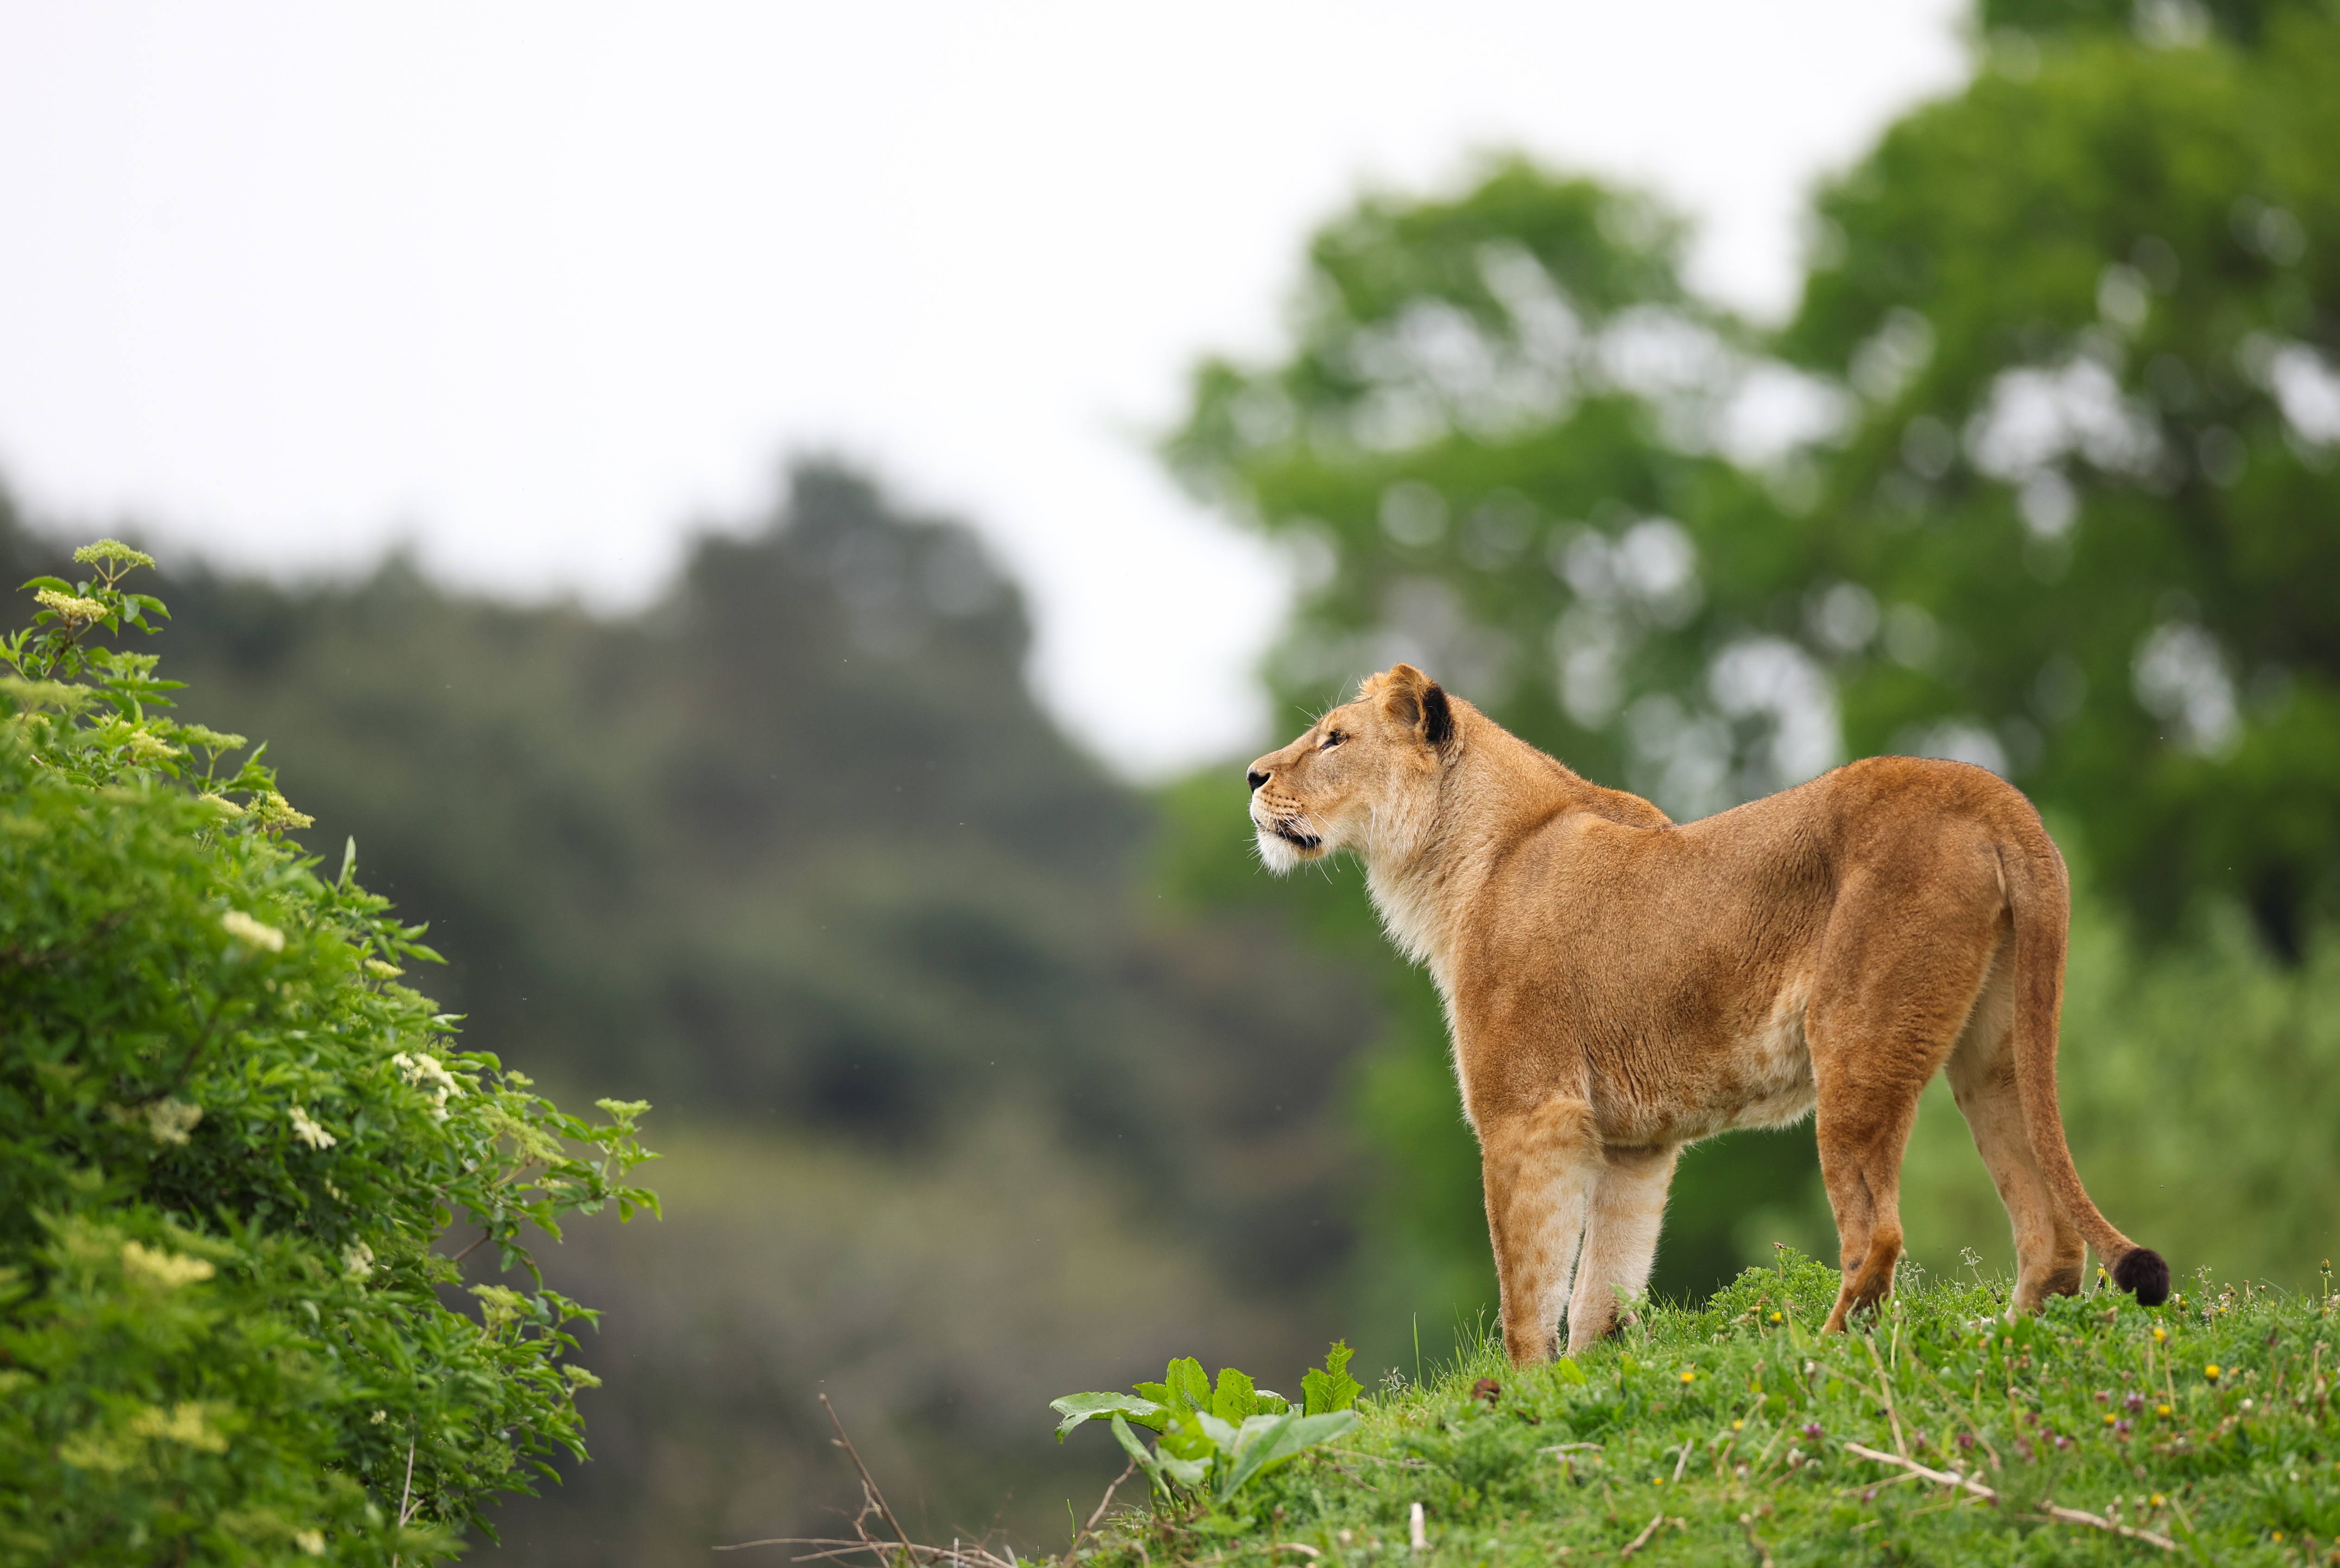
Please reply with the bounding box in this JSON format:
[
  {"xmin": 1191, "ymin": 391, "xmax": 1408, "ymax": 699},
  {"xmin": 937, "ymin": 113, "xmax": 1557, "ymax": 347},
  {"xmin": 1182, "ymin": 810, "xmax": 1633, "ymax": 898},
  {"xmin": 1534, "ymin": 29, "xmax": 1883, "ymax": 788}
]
[{"xmin": 2114, "ymin": 1247, "xmax": 2171, "ymax": 1307}]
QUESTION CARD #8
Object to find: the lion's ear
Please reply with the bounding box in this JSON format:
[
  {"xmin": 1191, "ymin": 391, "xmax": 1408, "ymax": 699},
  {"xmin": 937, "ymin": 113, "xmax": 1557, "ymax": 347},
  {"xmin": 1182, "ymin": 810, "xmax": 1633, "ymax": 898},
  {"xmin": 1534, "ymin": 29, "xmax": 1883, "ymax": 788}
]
[
  {"xmin": 1373, "ymin": 664, "xmax": 1454, "ymax": 752},
  {"xmin": 1422, "ymin": 682, "xmax": 1454, "ymax": 750}
]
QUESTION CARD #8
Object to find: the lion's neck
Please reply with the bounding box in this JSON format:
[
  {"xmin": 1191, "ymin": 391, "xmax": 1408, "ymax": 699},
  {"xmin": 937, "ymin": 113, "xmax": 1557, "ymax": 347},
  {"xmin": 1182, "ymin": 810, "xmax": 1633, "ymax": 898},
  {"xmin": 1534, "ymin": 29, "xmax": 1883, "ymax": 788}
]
[{"xmin": 1359, "ymin": 720, "xmax": 1592, "ymax": 976}]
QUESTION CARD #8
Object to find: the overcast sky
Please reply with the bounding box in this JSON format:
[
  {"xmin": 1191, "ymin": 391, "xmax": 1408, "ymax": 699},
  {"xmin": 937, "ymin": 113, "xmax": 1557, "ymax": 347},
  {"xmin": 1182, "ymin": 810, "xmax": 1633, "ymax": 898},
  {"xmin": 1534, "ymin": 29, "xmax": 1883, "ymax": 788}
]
[{"xmin": 0, "ymin": 1, "xmax": 1967, "ymax": 776}]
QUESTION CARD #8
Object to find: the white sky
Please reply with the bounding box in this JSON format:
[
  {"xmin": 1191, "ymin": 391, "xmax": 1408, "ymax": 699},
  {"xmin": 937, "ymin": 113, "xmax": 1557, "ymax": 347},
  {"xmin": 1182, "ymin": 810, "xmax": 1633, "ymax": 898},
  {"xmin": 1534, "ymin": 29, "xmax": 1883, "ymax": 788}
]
[{"xmin": 0, "ymin": 2, "xmax": 1967, "ymax": 777}]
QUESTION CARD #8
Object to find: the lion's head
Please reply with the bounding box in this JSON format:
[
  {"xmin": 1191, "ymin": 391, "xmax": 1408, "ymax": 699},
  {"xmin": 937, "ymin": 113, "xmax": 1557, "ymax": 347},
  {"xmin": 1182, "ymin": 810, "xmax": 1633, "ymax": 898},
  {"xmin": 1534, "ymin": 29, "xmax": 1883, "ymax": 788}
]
[{"xmin": 1244, "ymin": 664, "xmax": 1456, "ymax": 875}]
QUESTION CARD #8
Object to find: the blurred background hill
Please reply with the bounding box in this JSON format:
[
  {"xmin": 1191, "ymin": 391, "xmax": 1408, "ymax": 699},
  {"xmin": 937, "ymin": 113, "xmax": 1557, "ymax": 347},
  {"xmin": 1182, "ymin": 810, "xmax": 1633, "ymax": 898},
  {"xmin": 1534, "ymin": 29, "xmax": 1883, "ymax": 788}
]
[{"xmin": 5, "ymin": 0, "xmax": 2340, "ymax": 1562}]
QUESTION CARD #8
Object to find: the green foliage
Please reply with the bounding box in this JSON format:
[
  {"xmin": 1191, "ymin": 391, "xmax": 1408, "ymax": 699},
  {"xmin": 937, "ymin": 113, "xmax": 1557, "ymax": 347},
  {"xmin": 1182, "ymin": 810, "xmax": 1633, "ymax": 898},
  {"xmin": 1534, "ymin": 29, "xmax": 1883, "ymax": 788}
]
[
  {"xmin": 1056, "ymin": 1347, "xmax": 1363, "ymax": 1516},
  {"xmin": 1302, "ymin": 1340, "xmax": 1362, "ymax": 1416},
  {"xmin": 1074, "ymin": 1253, "xmax": 2340, "ymax": 1564},
  {"xmin": 1, "ymin": 550, "xmax": 658, "ymax": 1564}
]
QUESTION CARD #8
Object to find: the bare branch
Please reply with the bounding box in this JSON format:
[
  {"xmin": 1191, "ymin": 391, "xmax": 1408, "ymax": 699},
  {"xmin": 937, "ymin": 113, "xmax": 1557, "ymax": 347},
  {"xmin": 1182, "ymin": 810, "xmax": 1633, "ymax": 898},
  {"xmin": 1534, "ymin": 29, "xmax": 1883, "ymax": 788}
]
[
  {"xmin": 1618, "ymin": 1511, "xmax": 1670, "ymax": 1559},
  {"xmin": 1840, "ymin": 1442, "xmax": 2176, "ymax": 1551},
  {"xmin": 821, "ymin": 1394, "xmax": 920, "ymax": 1563}
]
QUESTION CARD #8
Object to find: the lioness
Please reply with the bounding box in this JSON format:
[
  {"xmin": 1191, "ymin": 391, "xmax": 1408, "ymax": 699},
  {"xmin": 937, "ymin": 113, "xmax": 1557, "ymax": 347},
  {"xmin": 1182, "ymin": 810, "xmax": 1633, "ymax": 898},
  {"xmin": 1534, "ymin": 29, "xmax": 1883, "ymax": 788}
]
[{"xmin": 1246, "ymin": 664, "xmax": 2169, "ymax": 1365}]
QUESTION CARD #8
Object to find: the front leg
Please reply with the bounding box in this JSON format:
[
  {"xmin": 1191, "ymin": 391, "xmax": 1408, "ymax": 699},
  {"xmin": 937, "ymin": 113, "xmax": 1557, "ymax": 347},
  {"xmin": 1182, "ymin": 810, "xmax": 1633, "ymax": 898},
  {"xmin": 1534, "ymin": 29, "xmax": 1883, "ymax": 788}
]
[
  {"xmin": 1562, "ymin": 1144, "xmax": 1679, "ymax": 1357},
  {"xmin": 1480, "ymin": 1098, "xmax": 1603, "ymax": 1367}
]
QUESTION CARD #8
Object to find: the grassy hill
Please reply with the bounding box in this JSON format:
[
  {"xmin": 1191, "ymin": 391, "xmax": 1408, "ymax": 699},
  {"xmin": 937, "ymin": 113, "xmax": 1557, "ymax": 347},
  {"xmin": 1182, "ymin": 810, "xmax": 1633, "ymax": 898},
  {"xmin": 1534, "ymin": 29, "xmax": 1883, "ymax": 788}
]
[{"xmin": 1050, "ymin": 1254, "xmax": 2338, "ymax": 1566}]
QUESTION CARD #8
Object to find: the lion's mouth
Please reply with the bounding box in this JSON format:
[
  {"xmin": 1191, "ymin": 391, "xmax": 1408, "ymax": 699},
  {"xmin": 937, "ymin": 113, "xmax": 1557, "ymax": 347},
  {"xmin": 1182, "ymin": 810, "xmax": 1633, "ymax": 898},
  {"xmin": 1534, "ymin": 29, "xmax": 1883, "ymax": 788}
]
[{"xmin": 1268, "ymin": 821, "xmax": 1323, "ymax": 852}]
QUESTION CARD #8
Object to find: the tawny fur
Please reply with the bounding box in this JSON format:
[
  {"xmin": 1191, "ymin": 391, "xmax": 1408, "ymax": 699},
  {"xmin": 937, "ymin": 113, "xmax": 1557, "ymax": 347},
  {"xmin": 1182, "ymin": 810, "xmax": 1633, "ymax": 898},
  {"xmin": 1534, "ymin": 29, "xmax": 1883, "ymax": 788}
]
[{"xmin": 1246, "ymin": 664, "xmax": 2167, "ymax": 1366}]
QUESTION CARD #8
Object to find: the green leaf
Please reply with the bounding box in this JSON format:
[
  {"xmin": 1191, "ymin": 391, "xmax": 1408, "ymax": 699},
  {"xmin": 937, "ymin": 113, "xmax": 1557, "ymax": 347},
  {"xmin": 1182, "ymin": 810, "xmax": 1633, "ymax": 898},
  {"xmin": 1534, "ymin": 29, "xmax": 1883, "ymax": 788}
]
[
  {"xmin": 1302, "ymin": 1339, "xmax": 1362, "ymax": 1414},
  {"xmin": 1049, "ymin": 1391, "xmax": 1167, "ymax": 1442},
  {"xmin": 1552, "ymin": 1356, "xmax": 1587, "ymax": 1387},
  {"xmin": 1161, "ymin": 1355, "xmax": 1210, "ymax": 1412},
  {"xmin": 1110, "ymin": 1414, "xmax": 1207, "ymax": 1499},
  {"xmin": 1156, "ymin": 1401, "xmax": 1221, "ymax": 1466},
  {"xmin": 1209, "ymin": 1365, "xmax": 1259, "ymax": 1421},
  {"xmin": 1215, "ymin": 1410, "xmax": 1359, "ymax": 1500}
]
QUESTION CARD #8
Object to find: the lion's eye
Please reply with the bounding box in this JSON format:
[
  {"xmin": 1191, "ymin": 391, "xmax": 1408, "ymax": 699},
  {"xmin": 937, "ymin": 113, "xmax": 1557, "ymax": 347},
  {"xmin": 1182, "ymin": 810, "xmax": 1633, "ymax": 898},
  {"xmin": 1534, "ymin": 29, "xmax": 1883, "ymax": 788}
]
[{"xmin": 1319, "ymin": 731, "xmax": 1344, "ymax": 750}]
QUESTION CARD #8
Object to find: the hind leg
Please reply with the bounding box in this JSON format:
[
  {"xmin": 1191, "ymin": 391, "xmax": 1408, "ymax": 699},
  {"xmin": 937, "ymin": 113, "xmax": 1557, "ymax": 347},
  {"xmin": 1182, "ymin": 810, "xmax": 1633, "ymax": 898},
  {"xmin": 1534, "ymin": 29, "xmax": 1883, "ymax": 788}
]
[
  {"xmin": 1561, "ymin": 1144, "xmax": 1679, "ymax": 1357},
  {"xmin": 1811, "ymin": 1066, "xmax": 1932, "ymax": 1333},
  {"xmin": 1808, "ymin": 877, "xmax": 2004, "ymax": 1333},
  {"xmin": 1481, "ymin": 1098, "xmax": 1604, "ymax": 1366},
  {"xmin": 1946, "ymin": 964, "xmax": 2086, "ymax": 1315}
]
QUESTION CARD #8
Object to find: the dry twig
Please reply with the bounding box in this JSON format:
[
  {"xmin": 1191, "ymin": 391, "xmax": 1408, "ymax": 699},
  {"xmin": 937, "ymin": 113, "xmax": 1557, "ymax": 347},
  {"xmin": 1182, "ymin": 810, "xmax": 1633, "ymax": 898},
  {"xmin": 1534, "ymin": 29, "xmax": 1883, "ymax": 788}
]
[
  {"xmin": 1065, "ymin": 1460, "xmax": 1138, "ymax": 1558},
  {"xmin": 1840, "ymin": 1442, "xmax": 2176, "ymax": 1551},
  {"xmin": 821, "ymin": 1393, "xmax": 920, "ymax": 1562},
  {"xmin": 716, "ymin": 1399, "xmax": 1020, "ymax": 1568},
  {"xmin": 1617, "ymin": 1512, "xmax": 1670, "ymax": 1559}
]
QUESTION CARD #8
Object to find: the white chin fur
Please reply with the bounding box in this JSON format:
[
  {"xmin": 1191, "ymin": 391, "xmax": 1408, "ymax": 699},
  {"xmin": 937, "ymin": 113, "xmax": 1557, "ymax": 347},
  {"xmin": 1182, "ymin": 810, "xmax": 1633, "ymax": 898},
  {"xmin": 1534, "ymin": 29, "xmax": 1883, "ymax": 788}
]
[{"xmin": 1254, "ymin": 827, "xmax": 1316, "ymax": 875}]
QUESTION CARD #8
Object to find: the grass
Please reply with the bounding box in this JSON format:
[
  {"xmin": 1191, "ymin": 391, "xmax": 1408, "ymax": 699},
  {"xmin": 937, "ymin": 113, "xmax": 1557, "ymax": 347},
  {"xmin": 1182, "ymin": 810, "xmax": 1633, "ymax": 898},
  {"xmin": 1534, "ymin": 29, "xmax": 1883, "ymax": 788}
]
[{"xmin": 1072, "ymin": 1251, "xmax": 2340, "ymax": 1566}]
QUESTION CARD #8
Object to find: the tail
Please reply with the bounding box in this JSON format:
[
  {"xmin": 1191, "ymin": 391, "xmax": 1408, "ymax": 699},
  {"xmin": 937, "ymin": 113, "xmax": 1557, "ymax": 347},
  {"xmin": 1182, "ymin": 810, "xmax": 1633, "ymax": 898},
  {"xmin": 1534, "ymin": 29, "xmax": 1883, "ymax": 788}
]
[{"xmin": 2002, "ymin": 823, "xmax": 2171, "ymax": 1307}]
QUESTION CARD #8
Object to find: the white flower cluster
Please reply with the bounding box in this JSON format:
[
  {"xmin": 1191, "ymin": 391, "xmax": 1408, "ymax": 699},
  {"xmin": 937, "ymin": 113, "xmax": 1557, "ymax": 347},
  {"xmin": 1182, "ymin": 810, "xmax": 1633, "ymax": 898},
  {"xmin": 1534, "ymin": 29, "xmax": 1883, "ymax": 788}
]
[
  {"xmin": 121, "ymin": 1241, "xmax": 216, "ymax": 1290},
  {"xmin": 220, "ymin": 909, "xmax": 285, "ymax": 952},
  {"xmin": 391, "ymin": 1051, "xmax": 462, "ymax": 1120},
  {"xmin": 105, "ymin": 1097, "xmax": 203, "ymax": 1146},
  {"xmin": 288, "ymin": 1105, "xmax": 336, "ymax": 1150},
  {"xmin": 342, "ymin": 1242, "xmax": 376, "ymax": 1280}
]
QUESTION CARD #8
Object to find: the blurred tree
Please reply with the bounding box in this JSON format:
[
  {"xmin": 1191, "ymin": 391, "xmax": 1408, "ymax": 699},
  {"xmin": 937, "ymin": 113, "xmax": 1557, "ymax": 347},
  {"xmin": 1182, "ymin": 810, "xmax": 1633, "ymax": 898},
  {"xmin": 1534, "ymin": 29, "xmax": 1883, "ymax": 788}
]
[
  {"xmin": 1978, "ymin": 0, "xmax": 2302, "ymax": 49},
  {"xmin": 1162, "ymin": 5, "xmax": 2339, "ymax": 1318},
  {"xmin": 0, "ymin": 465, "xmax": 1377, "ymax": 1282},
  {"xmin": 1784, "ymin": 5, "xmax": 2340, "ymax": 957}
]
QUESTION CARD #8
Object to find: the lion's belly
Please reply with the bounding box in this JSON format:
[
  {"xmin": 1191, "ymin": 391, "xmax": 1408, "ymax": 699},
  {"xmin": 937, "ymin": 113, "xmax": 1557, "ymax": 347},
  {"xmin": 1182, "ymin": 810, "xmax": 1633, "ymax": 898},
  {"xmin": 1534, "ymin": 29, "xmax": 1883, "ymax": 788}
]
[{"xmin": 1592, "ymin": 975, "xmax": 1817, "ymax": 1146}]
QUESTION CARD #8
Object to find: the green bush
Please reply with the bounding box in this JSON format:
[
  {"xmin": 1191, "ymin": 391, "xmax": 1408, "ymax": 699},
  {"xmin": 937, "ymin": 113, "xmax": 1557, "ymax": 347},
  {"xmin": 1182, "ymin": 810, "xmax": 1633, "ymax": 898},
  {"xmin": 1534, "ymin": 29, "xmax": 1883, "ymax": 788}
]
[{"xmin": 0, "ymin": 544, "xmax": 658, "ymax": 1565}]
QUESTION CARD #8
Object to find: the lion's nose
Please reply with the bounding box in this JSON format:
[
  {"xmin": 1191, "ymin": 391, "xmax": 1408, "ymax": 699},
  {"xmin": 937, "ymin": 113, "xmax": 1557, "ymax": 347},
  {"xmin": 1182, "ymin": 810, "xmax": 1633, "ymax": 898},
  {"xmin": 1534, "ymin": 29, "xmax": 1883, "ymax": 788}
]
[{"xmin": 1246, "ymin": 768, "xmax": 1270, "ymax": 792}]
